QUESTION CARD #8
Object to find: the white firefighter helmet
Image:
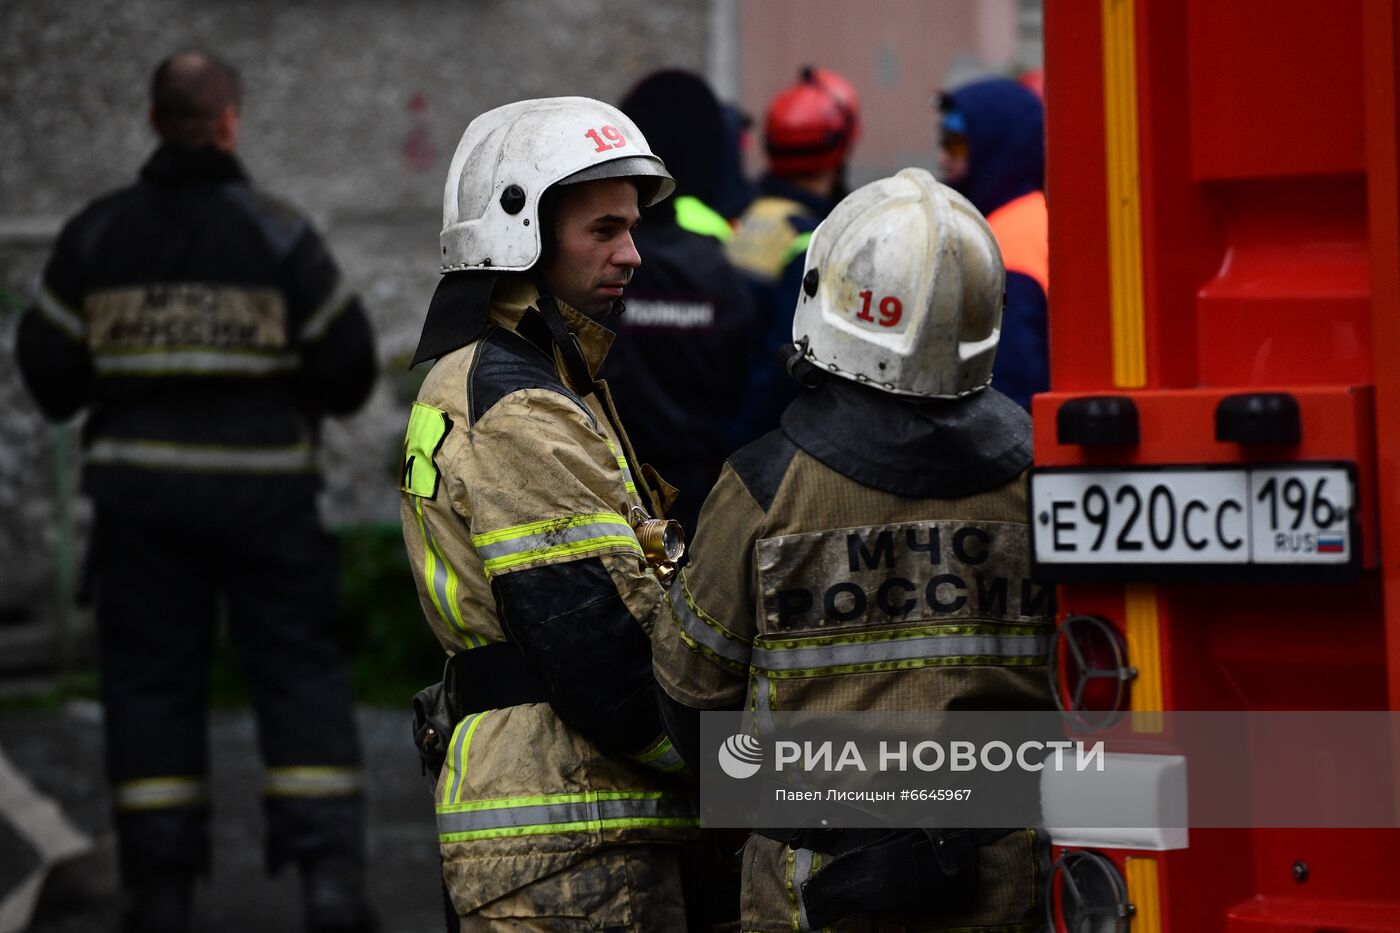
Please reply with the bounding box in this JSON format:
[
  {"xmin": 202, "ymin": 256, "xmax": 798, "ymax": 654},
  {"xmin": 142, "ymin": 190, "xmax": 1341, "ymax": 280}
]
[
  {"xmin": 792, "ymin": 167, "xmax": 1004, "ymax": 398},
  {"xmin": 440, "ymin": 97, "xmax": 675, "ymax": 272}
]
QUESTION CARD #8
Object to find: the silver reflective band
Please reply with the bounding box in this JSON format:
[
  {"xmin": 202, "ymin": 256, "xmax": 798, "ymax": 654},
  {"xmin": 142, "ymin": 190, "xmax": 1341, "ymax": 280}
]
[
  {"xmin": 792, "ymin": 847, "xmax": 817, "ymax": 932},
  {"xmin": 87, "ymin": 439, "xmax": 316, "ymax": 473},
  {"xmin": 669, "ymin": 574, "xmax": 751, "ymax": 666},
  {"xmin": 750, "ymin": 631, "xmax": 1050, "ymax": 673},
  {"xmin": 94, "ymin": 350, "xmax": 299, "ymax": 376},
  {"xmin": 473, "ymin": 520, "xmax": 637, "ymax": 563},
  {"xmin": 604, "ymin": 439, "xmax": 638, "ymax": 490},
  {"xmin": 753, "ymin": 675, "xmax": 777, "ymax": 737},
  {"xmin": 301, "ymin": 277, "xmax": 355, "ymax": 341},
  {"xmin": 264, "ymin": 767, "xmax": 362, "ymax": 798},
  {"xmin": 445, "ymin": 712, "xmax": 488, "ymax": 806},
  {"xmin": 35, "ymin": 286, "xmax": 85, "ymax": 339},
  {"xmin": 422, "ymin": 514, "xmax": 463, "ymax": 638},
  {"xmin": 633, "ymin": 738, "xmax": 686, "ymax": 774},
  {"xmin": 646, "ymin": 745, "xmax": 686, "ymax": 774},
  {"xmin": 436, "ymin": 794, "xmax": 697, "ymax": 836},
  {"xmin": 116, "ymin": 777, "xmax": 208, "ymax": 812}
]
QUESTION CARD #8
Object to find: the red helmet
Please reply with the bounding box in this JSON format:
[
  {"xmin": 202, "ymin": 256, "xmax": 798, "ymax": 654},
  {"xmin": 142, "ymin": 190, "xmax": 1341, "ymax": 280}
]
[{"xmin": 764, "ymin": 66, "xmax": 861, "ymax": 175}]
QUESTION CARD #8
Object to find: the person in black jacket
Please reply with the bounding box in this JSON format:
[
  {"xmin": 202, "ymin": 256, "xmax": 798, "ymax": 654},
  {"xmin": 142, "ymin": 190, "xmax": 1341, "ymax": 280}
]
[
  {"xmin": 600, "ymin": 70, "xmax": 758, "ymax": 536},
  {"xmin": 725, "ymin": 66, "xmax": 861, "ymax": 449},
  {"xmin": 15, "ymin": 50, "xmax": 378, "ymax": 933},
  {"xmin": 936, "ymin": 77, "xmax": 1048, "ymax": 409},
  {"xmin": 652, "ymin": 168, "xmax": 1050, "ymax": 932}
]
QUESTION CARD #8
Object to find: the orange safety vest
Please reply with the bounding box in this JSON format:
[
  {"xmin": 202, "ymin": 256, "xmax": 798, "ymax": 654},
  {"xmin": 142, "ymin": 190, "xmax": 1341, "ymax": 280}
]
[{"xmin": 987, "ymin": 191, "xmax": 1049, "ymax": 294}]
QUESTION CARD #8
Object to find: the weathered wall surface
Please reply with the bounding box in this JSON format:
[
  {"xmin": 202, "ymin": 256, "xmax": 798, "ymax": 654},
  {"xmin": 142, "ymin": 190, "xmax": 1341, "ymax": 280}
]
[
  {"xmin": 0, "ymin": 0, "xmax": 710, "ymax": 608},
  {"xmin": 734, "ymin": 0, "xmax": 1042, "ymax": 186}
]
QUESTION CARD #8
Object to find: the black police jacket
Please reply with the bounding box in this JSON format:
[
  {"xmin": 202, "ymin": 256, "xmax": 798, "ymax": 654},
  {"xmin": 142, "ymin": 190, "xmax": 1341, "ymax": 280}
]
[{"xmin": 599, "ymin": 199, "xmax": 756, "ymax": 533}]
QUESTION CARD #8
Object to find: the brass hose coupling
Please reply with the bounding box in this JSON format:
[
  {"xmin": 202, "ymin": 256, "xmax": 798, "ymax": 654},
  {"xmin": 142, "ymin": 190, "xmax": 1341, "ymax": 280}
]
[{"xmin": 629, "ymin": 507, "xmax": 685, "ymax": 574}]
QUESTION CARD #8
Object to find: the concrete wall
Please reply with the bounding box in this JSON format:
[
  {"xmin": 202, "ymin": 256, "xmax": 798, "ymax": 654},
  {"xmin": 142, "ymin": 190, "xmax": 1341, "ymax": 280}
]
[
  {"xmin": 0, "ymin": 0, "xmax": 710, "ymax": 609},
  {"xmin": 734, "ymin": 0, "xmax": 1038, "ymax": 185},
  {"xmin": 0, "ymin": 0, "xmax": 1040, "ymax": 617}
]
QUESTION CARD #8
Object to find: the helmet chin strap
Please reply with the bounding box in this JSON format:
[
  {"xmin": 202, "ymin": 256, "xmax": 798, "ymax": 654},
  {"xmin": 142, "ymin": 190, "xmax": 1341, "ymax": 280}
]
[
  {"xmin": 780, "ymin": 338, "xmax": 825, "ymax": 389},
  {"xmin": 531, "ymin": 280, "xmax": 667, "ymax": 519},
  {"xmin": 532, "ymin": 284, "xmax": 597, "ymax": 400}
]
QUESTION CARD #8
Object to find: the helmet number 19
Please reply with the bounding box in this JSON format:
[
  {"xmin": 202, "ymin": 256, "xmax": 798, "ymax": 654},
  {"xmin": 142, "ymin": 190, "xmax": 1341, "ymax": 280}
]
[
  {"xmin": 585, "ymin": 126, "xmax": 628, "ymax": 153},
  {"xmin": 856, "ymin": 290, "xmax": 903, "ymax": 328}
]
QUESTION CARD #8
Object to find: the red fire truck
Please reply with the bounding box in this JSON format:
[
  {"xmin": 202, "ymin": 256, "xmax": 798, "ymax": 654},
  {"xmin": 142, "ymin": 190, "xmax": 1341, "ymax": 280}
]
[{"xmin": 1036, "ymin": 0, "xmax": 1400, "ymax": 929}]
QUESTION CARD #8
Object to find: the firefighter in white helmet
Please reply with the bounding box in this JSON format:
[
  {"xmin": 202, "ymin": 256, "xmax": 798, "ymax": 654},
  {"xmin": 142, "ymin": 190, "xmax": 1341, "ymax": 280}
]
[
  {"xmin": 652, "ymin": 168, "xmax": 1055, "ymax": 931},
  {"xmin": 399, "ymin": 97, "xmax": 701, "ymax": 930}
]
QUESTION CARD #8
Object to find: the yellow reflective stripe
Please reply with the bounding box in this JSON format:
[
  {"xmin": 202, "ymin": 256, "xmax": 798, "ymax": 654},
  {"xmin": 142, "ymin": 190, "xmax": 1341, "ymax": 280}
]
[
  {"xmin": 436, "ymin": 790, "xmax": 698, "ymax": 842},
  {"xmin": 633, "ymin": 734, "xmax": 673, "ymax": 763},
  {"xmin": 440, "ymin": 790, "xmax": 672, "ymax": 811},
  {"xmin": 457, "ymin": 712, "xmax": 488, "ymax": 800},
  {"xmin": 264, "ymin": 766, "xmax": 362, "ymax": 798},
  {"xmin": 727, "ymin": 196, "xmax": 813, "ymax": 280},
  {"xmin": 471, "ymin": 511, "xmax": 631, "ymax": 546},
  {"xmin": 472, "ymin": 512, "xmax": 641, "ymax": 576},
  {"xmin": 414, "ymin": 497, "xmax": 449, "ymax": 625},
  {"xmin": 603, "ymin": 438, "xmax": 638, "ymax": 492},
  {"xmin": 439, "ymin": 534, "xmax": 473, "ymax": 644},
  {"xmin": 115, "ymin": 777, "xmax": 208, "ymax": 812},
  {"xmin": 789, "ymin": 845, "xmax": 816, "ymax": 931},
  {"xmin": 482, "ymin": 536, "xmax": 641, "ymax": 576},
  {"xmin": 666, "ymin": 571, "xmax": 751, "ymax": 671},
  {"xmin": 753, "ymin": 675, "xmax": 778, "ymax": 737},
  {"xmin": 630, "ymin": 734, "xmax": 686, "ymax": 774},
  {"xmin": 785, "ymin": 845, "xmax": 797, "ymax": 929},
  {"xmin": 441, "ymin": 711, "xmax": 489, "ymax": 806},
  {"xmin": 34, "ymin": 286, "xmax": 84, "ymax": 339},
  {"xmin": 413, "ymin": 498, "xmax": 481, "ymax": 647},
  {"xmin": 439, "ymin": 817, "xmax": 699, "ymax": 842},
  {"xmin": 758, "ymin": 622, "xmax": 1048, "ymax": 649},
  {"xmin": 750, "ymin": 624, "xmax": 1049, "ymax": 678},
  {"xmin": 781, "ymin": 230, "xmax": 813, "ymax": 269},
  {"xmin": 674, "ymin": 196, "xmax": 733, "ymax": 243},
  {"xmin": 758, "ymin": 654, "xmax": 1047, "ymax": 679}
]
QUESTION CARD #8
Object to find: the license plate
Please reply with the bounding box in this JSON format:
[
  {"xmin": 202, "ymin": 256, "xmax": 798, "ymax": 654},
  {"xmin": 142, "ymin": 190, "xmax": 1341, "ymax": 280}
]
[{"xmin": 1030, "ymin": 463, "xmax": 1356, "ymax": 580}]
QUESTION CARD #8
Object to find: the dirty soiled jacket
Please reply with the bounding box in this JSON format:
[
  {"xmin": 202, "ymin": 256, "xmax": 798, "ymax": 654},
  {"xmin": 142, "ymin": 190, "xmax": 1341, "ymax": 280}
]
[
  {"xmin": 398, "ymin": 278, "xmax": 698, "ymax": 915},
  {"xmin": 652, "ymin": 377, "xmax": 1055, "ymax": 932}
]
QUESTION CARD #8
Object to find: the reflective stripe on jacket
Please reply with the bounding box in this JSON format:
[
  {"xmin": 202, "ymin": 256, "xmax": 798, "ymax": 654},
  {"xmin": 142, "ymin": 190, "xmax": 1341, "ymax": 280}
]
[
  {"xmin": 399, "ymin": 277, "xmax": 698, "ymax": 913},
  {"xmin": 654, "ymin": 442, "xmax": 1055, "ymax": 715},
  {"xmin": 651, "ymin": 382, "xmax": 1052, "ymax": 930},
  {"xmin": 725, "ymin": 194, "xmax": 815, "ymax": 283},
  {"xmin": 14, "ymin": 145, "xmax": 376, "ymax": 521}
]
